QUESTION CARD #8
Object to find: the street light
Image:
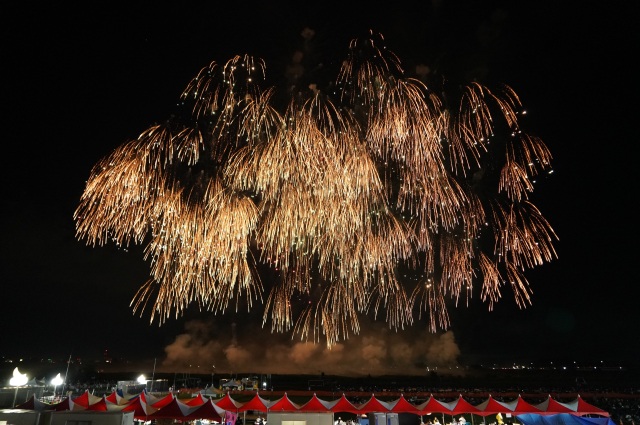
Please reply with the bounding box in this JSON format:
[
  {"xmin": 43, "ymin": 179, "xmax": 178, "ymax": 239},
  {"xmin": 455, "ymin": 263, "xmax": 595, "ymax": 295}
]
[
  {"xmin": 51, "ymin": 373, "xmax": 63, "ymax": 400},
  {"xmin": 136, "ymin": 374, "xmax": 147, "ymax": 395},
  {"xmin": 10, "ymin": 367, "xmax": 28, "ymax": 407},
  {"xmin": 137, "ymin": 374, "xmax": 147, "ymax": 387}
]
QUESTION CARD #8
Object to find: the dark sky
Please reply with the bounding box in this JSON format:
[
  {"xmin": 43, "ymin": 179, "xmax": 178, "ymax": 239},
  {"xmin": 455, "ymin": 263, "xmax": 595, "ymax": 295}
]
[{"xmin": 2, "ymin": 2, "xmax": 637, "ymax": 377}]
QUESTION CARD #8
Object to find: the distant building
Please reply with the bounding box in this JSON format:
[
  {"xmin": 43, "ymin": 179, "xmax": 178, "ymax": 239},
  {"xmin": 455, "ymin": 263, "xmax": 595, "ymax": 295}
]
[
  {"xmin": 117, "ymin": 379, "xmax": 169, "ymax": 395},
  {"xmin": 116, "ymin": 380, "xmax": 145, "ymax": 396}
]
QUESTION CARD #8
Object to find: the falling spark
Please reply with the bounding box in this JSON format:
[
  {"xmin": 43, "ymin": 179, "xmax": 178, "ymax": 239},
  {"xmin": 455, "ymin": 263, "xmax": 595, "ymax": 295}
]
[{"xmin": 74, "ymin": 30, "xmax": 558, "ymax": 348}]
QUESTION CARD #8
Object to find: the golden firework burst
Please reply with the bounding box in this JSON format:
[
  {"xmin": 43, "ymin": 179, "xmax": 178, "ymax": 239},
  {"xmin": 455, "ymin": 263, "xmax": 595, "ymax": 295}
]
[{"xmin": 74, "ymin": 30, "xmax": 557, "ymax": 348}]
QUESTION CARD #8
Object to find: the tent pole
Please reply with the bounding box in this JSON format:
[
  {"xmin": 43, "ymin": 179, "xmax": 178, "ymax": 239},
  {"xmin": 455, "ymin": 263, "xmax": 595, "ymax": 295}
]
[
  {"xmin": 151, "ymin": 358, "xmax": 156, "ymax": 393},
  {"xmin": 62, "ymin": 354, "xmax": 71, "ymax": 397}
]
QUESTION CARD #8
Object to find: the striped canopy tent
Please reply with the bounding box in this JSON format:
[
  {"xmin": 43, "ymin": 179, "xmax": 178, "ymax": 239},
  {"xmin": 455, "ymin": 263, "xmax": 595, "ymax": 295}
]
[
  {"xmin": 140, "ymin": 390, "xmax": 159, "ymax": 406},
  {"xmin": 51, "ymin": 396, "xmax": 74, "ymax": 411},
  {"xmin": 70, "ymin": 390, "xmax": 103, "ymax": 409},
  {"xmin": 15, "ymin": 394, "xmax": 53, "ymax": 411},
  {"xmin": 328, "ymin": 394, "xmax": 360, "ymax": 414},
  {"xmin": 150, "ymin": 392, "xmax": 175, "ymax": 408},
  {"xmin": 238, "ymin": 393, "xmax": 270, "ymax": 412},
  {"xmin": 104, "ymin": 396, "xmax": 130, "ymax": 412},
  {"xmin": 215, "ymin": 393, "xmax": 243, "ymax": 412},
  {"xmin": 146, "ymin": 397, "xmax": 199, "ymax": 419},
  {"xmin": 534, "ymin": 396, "xmax": 576, "ymax": 415},
  {"xmin": 299, "ymin": 393, "xmax": 333, "ymax": 412},
  {"xmin": 475, "ymin": 395, "xmax": 512, "ymax": 416},
  {"xmin": 502, "ymin": 395, "xmax": 544, "ymax": 414},
  {"xmin": 415, "ymin": 395, "xmax": 451, "ymax": 415},
  {"xmin": 185, "ymin": 399, "xmax": 229, "ymax": 421},
  {"xmin": 440, "ymin": 395, "xmax": 482, "ymax": 425},
  {"xmin": 561, "ymin": 396, "xmax": 610, "ymax": 417},
  {"xmin": 121, "ymin": 394, "xmax": 156, "ymax": 420},
  {"xmin": 236, "ymin": 391, "xmax": 271, "ymax": 425},
  {"xmin": 184, "ymin": 392, "xmax": 209, "ymax": 406},
  {"xmin": 390, "ymin": 394, "xmax": 421, "ymax": 414},
  {"xmin": 86, "ymin": 397, "xmax": 109, "ymax": 411},
  {"xmin": 105, "ymin": 391, "xmax": 119, "ymax": 404},
  {"xmin": 105, "ymin": 389, "xmax": 132, "ymax": 406},
  {"xmin": 269, "ymin": 393, "xmax": 302, "ymax": 412},
  {"xmin": 357, "ymin": 395, "xmax": 392, "ymax": 413}
]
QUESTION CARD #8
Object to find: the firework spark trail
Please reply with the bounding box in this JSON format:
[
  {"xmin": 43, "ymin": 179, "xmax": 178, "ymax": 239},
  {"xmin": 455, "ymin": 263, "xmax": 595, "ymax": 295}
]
[
  {"xmin": 492, "ymin": 201, "xmax": 557, "ymax": 270},
  {"xmin": 411, "ymin": 279, "xmax": 450, "ymax": 332},
  {"xmin": 477, "ymin": 251, "xmax": 504, "ymax": 311},
  {"xmin": 75, "ymin": 30, "xmax": 558, "ymax": 348}
]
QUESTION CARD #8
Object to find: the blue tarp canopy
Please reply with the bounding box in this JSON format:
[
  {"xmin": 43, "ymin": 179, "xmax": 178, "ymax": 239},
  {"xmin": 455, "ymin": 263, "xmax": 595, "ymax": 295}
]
[{"xmin": 517, "ymin": 414, "xmax": 615, "ymax": 425}]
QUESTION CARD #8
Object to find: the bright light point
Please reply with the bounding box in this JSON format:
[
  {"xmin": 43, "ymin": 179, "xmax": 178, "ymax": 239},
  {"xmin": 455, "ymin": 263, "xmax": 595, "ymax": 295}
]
[
  {"xmin": 51, "ymin": 373, "xmax": 63, "ymax": 386},
  {"xmin": 10, "ymin": 368, "xmax": 28, "ymax": 386}
]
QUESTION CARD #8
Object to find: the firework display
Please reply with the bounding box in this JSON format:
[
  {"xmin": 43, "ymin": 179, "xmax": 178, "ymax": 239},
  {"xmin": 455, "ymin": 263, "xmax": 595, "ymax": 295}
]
[{"xmin": 74, "ymin": 31, "xmax": 557, "ymax": 347}]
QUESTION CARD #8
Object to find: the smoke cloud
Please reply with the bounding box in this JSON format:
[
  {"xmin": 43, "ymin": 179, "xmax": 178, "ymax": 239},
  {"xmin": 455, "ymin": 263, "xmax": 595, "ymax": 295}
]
[{"xmin": 160, "ymin": 318, "xmax": 462, "ymax": 376}]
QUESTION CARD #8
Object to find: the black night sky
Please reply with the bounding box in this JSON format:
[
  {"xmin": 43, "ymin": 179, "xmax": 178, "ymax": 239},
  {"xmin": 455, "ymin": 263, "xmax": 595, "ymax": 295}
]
[{"xmin": 2, "ymin": 1, "xmax": 637, "ymax": 377}]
